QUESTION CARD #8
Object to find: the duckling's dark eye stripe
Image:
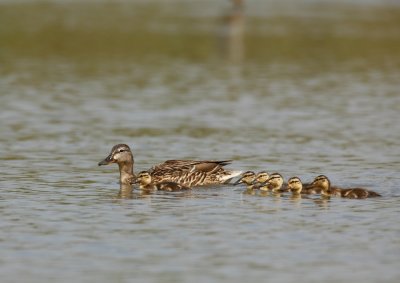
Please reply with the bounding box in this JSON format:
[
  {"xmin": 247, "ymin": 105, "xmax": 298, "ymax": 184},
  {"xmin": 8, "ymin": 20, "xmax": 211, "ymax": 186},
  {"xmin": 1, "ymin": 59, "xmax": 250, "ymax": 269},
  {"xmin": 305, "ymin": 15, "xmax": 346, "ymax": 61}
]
[{"xmin": 269, "ymin": 176, "xmax": 280, "ymax": 180}]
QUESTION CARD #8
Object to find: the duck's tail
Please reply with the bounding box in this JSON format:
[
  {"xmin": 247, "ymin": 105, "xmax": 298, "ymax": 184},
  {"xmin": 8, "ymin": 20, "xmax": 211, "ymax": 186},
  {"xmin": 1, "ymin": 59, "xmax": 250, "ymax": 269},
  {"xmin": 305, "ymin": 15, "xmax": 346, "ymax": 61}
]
[{"xmin": 221, "ymin": 170, "xmax": 243, "ymax": 184}]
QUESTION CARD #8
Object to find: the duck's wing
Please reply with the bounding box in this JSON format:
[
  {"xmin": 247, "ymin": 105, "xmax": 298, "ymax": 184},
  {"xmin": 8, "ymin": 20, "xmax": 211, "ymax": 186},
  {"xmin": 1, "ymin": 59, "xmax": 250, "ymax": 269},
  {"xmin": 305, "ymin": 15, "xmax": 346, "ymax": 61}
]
[
  {"xmin": 150, "ymin": 166, "xmax": 217, "ymax": 187},
  {"xmin": 152, "ymin": 160, "xmax": 232, "ymax": 173},
  {"xmin": 149, "ymin": 160, "xmax": 239, "ymax": 186}
]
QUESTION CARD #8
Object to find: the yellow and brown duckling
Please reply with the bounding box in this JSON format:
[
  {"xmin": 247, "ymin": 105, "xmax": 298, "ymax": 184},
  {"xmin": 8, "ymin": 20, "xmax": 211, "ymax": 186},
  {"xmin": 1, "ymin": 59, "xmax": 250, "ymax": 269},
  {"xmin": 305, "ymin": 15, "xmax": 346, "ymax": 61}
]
[
  {"xmin": 135, "ymin": 171, "xmax": 191, "ymax": 192},
  {"xmin": 287, "ymin": 176, "xmax": 303, "ymax": 195},
  {"xmin": 309, "ymin": 175, "xmax": 341, "ymax": 197},
  {"xmin": 251, "ymin": 171, "xmax": 270, "ymax": 189},
  {"xmin": 258, "ymin": 172, "xmax": 287, "ymax": 193},
  {"xmin": 98, "ymin": 144, "xmax": 242, "ymax": 187},
  {"xmin": 310, "ymin": 175, "xmax": 381, "ymax": 199},
  {"xmin": 300, "ymin": 178, "xmax": 323, "ymax": 194},
  {"xmin": 233, "ymin": 171, "xmax": 257, "ymax": 189}
]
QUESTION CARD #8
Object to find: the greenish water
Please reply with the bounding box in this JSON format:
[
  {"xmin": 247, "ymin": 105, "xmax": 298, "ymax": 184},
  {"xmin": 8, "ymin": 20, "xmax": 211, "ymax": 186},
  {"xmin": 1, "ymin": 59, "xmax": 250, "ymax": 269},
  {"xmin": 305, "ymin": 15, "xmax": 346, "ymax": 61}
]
[{"xmin": 1, "ymin": 1, "xmax": 400, "ymax": 283}]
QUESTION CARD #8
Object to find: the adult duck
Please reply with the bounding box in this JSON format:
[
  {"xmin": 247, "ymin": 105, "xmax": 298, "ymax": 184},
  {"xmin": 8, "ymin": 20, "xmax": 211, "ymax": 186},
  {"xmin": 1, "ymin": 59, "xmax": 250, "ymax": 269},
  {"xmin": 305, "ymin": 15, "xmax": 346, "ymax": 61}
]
[{"xmin": 98, "ymin": 144, "xmax": 242, "ymax": 187}]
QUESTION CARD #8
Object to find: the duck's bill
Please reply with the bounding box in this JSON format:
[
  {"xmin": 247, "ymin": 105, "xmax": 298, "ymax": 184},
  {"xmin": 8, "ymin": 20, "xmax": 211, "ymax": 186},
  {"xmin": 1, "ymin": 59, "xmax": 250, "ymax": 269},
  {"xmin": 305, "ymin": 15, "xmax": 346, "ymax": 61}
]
[{"xmin": 98, "ymin": 154, "xmax": 114, "ymax": 166}]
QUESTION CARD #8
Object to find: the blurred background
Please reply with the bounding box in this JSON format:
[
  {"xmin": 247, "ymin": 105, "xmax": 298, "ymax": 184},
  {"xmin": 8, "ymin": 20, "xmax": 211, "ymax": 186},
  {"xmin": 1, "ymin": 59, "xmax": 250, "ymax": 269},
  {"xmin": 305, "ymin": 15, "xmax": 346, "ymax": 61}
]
[
  {"xmin": 1, "ymin": 1, "xmax": 400, "ymax": 283},
  {"xmin": 2, "ymin": 0, "xmax": 400, "ymax": 67}
]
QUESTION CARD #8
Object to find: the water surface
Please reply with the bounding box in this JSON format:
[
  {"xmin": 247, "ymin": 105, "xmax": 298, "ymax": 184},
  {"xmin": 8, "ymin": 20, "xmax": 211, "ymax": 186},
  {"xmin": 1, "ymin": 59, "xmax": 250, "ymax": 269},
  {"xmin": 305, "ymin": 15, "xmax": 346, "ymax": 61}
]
[{"xmin": 1, "ymin": 1, "xmax": 400, "ymax": 282}]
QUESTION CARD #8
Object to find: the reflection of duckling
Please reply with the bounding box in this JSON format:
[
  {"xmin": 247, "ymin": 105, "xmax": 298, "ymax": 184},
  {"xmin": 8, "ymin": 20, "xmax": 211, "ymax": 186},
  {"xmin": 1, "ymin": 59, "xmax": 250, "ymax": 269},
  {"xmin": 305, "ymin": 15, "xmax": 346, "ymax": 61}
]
[
  {"xmin": 311, "ymin": 175, "xmax": 381, "ymax": 199},
  {"xmin": 234, "ymin": 171, "xmax": 256, "ymax": 189},
  {"xmin": 287, "ymin": 177, "xmax": 303, "ymax": 195},
  {"xmin": 259, "ymin": 173, "xmax": 286, "ymax": 193},
  {"xmin": 136, "ymin": 171, "xmax": 191, "ymax": 192}
]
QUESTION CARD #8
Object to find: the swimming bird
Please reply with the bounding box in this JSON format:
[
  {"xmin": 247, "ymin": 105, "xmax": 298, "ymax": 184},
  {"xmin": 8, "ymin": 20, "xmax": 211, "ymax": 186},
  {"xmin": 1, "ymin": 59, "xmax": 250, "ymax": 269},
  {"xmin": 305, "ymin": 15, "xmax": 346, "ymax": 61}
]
[
  {"xmin": 300, "ymin": 178, "xmax": 323, "ymax": 194},
  {"xmin": 233, "ymin": 171, "xmax": 257, "ymax": 188},
  {"xmin": 287, "ymin": 176, "xmax": 303, "ymax": 195},
  {"xmin": 135, "ymin": 171, "xmax": 191, "ymax": 192},
  {"xmin": 98, "ymin": 144, "xmax": 242, "ymax": 187},
  {"xmin": 251, "ymin": 171, "xmax": 270, "ymax": 189},
  {"xmin": 258, "ymin": 172, "xmax": 287, "ymax": 193},
  {"xmin": 310, "ymin": 175, "xmax": 381, "ymax": 199}
]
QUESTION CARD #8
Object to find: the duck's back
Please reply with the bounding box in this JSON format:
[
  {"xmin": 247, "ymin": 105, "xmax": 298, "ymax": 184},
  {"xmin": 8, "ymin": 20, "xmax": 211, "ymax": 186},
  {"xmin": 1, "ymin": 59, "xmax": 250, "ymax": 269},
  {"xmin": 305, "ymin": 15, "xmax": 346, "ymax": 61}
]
[
  {"xmin": 341, "ymin": 188, "xmax": 381, "ymax": 199},
  {"xmin": 150, "ymin": 160, "xmax": 241, "ymax": 186}
]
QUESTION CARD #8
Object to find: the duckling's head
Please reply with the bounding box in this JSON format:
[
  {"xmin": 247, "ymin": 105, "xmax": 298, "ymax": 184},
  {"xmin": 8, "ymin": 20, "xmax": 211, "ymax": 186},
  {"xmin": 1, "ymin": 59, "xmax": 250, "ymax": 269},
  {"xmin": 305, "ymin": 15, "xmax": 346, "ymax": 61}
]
[
  {"xmin": 265, "ymin": 173, "xmax": 284, "ymax": 188},
  {"xmin": 253, "ymin": 171, "xmax": 270, "ymax": 184},
  {"xmin": 311, "ymin": 175, "xmax": 330, "ymax": 191},
  {"xmin": 233, "ymin": 171, "xmax": 256, "ymax": 185},
  {"xmin": 136, "ymin": 171, "xmax": 152, "ymax": 186},
  {"xmin": 287, "ymin": 176, "xmax": 302, "ymax": 194},
  {"xmin": 98, "ymin": 144, "xmax": 133, "ymax": 166}
]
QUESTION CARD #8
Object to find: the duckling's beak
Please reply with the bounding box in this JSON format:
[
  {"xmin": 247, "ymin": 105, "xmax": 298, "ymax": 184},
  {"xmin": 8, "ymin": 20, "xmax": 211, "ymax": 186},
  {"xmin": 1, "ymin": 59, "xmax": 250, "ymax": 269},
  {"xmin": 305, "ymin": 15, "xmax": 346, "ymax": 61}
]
[
  {"xmin": 98, "ymin": 153, "xmax": 114, "ymax": 166},
  {"xmin": 233, "ymin": 177, "xmax": 244, "ymax": 185},
  {"xmin": 259, "ymin": 181, "xmax": 270, "ymax": 187}
]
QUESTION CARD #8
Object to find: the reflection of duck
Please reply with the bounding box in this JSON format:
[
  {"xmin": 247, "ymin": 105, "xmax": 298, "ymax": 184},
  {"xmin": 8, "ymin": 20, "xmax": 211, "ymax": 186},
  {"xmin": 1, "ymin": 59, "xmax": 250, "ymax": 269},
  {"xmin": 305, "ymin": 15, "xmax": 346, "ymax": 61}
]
[
  {"xmin": 135, "ymin": 171, "xmax": 191, "ymax": 192},
  {"xmin": 98, "ymin": 144, "xmax": 242, "ymax": 187},
  {"xmin": 234, "ymin": 171, "xmax": 256, "ymax": 185},
  {"xmin": 259, "ymin": 173, "xmax": 287, "ymax": 193},
  {"xmin": 287, "ymin": 177, "xmax": 303, "ymax": 195},
  {"xmin": 218, "ymin": 0, "xmax": 245, "ymax": 63},
  {"xmin": 311, "ymin": 175, "xmax": 381, "ymax": 199}
]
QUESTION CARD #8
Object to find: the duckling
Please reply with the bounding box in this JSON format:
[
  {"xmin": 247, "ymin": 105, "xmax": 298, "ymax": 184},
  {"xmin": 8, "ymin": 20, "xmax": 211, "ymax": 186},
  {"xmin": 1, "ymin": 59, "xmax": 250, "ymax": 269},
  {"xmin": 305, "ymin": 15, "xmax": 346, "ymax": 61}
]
[
  {"xmin": 287, "ymin": 176, "xmax": 303, "ymax": 195},
  {"xmin": 309, "ymin": 175, "xmax": 341, "ymax": 197},
  {"xmin": 251, "ymin": 171, "xmax": 270, "ymax": 189},
  {"xmin": 259, "ymin": 173, "xmax": 287, "ymax": 193},
  {"xmin": 300, "ymin": 178, "xmax": 323, "ymax": 194},
  {"xmin": 233, "ymin": 171, "xmax": 256, "ymax": 189},
  {"xmin": 135, "ymin": 171, "xmax": 191, "ymax": 192},
  {"xmin": 98, "ymin": 144, "xmax": 242, "ymax": 186},
  {"xmin": 310, "ymin": 175, "xmax": 381, "ymax": 199}
]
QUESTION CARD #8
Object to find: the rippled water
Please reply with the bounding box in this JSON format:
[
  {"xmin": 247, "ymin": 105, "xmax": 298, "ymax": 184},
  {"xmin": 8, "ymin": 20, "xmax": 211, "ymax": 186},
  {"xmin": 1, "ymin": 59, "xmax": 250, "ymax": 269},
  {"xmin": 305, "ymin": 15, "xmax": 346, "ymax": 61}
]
[{"xmin": 1, "ymin": 1, "xmax": 400, "ymax": 283}]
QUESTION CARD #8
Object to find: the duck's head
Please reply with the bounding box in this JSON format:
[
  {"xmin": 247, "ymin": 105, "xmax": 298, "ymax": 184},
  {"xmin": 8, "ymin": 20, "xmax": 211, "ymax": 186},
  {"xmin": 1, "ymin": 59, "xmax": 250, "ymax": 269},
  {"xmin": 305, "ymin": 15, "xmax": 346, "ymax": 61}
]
[
  {"xmin": 253, "ymin": 171, "xmax": 270, "ymax": 184},
  {"xmin": 287, "ymin": 176, "xmax": 302, "ymax": 193},
  {"xmin": 136, "ymin": 171, "xmax": 152, "ymax": 186},
  {"xmin": 233, "ymin": 171, "xmax": 256, "ymax": 185},
  {"xmin": 311, "ymin": 175, "xmax": 330, "ymax": 191},
  {"xmin": 98, "ymin": 144, "xmax": 133, "ymax": 166},
  {"xmin": 264, "ymin": 173, "xmax": 284, "ymax": 188}
]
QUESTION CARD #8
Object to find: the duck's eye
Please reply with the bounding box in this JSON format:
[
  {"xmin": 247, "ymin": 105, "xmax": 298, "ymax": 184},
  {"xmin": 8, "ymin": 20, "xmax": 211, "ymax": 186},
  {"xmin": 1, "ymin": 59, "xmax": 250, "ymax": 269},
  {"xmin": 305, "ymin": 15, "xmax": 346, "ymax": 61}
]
[{"xmin": 118, "ymin": 149, "xmax": 125, "ymax": 153}]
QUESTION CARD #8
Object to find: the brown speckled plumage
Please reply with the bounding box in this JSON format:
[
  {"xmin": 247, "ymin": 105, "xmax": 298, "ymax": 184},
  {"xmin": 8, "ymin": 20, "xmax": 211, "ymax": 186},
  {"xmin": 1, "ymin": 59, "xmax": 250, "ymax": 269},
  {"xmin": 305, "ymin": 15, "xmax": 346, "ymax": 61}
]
[
  {"xmin": 136, "ymin": 171, "xmax": 191, "ymax": 192},
  {"xmin": 98, "ymin": 144, "xmax": 242, "ymax": 187}
]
